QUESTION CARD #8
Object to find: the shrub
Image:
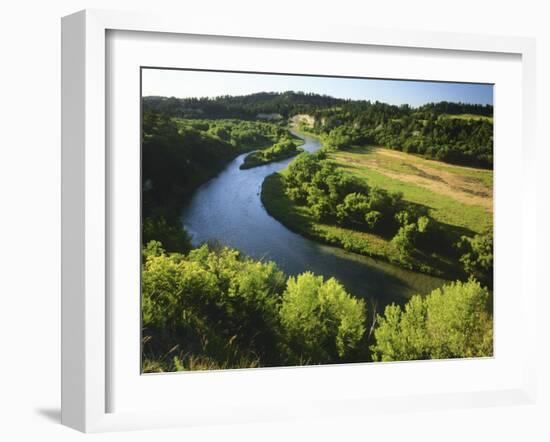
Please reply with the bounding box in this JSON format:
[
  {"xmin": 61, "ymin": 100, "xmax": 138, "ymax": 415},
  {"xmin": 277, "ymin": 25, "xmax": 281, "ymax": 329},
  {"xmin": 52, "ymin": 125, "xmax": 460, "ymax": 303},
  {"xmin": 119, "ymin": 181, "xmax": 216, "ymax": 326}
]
[
  {"xmin": 458, "ymin": 230, "xmax": 493, "ymax": 288},
  {"xmin": 371, "ymin": 280, "xmax": 493, "ymax": 361},
  {"xmin": 279, "ymin": 272, "xmax": 366, "ymax": 363}
]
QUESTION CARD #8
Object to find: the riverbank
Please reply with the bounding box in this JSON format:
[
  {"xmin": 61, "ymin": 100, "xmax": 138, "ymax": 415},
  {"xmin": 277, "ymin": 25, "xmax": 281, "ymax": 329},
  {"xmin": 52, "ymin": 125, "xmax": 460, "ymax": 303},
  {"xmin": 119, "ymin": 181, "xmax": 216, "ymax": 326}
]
[
  {"xmin": 261, "ymin": 169, "xmax": 465, "ymax": 280},
  {"xmin": 261, "ymin": 172, "xmax": 404, "ymax": 265}
]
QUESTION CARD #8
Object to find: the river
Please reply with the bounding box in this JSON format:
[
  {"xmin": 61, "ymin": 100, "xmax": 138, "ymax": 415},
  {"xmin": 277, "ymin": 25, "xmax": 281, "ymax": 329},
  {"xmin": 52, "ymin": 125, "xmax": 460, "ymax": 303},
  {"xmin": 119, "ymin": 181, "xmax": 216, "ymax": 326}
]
[{"xmin": 181, "ymin": 132, "xmax": 446, "ymax": 308}]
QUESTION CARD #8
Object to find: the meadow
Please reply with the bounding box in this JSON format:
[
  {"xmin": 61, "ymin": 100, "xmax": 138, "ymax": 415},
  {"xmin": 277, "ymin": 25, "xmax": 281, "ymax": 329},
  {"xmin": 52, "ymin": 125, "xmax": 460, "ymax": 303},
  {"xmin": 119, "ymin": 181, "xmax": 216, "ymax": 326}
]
[{"xmin": 330, "ymin": 146, "xmax": 493, "ymax": 234}]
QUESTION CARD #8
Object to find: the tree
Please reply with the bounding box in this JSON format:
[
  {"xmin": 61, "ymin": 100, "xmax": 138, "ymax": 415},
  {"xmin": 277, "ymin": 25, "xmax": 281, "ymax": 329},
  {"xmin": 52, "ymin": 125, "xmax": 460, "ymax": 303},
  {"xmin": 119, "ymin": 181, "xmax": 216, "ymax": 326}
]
[
  {"xmin": 336, "ymin": 192, "xmax": 370, "ymax": 227},
  {"xmin": 391, "ymin": 223, "xmax": 418, "ymax": 262},
  {"xmin": 391, "ymin": 212, "xmax": 430, "ymax": 262},
  {"xmin": 307, "ymin": 186, "xmax": 332, "ymax": 221},
  {"xmin": 142, "ymin": 216, "xmax": 192, "ymax": 254},
  {"xmin": 279, "ymin": 272, "xmax": 366, "ymax": 364},
  {"xmin": 458, "ymin": 230, "xmax": 493, "ymax": 288},
  {"xmin": 371, "ymin": 280, "xmax": 493, "ymax": 361},
  {"xmin": 285, "ymin": 153, "xmax": 321, "ymax": 202}
]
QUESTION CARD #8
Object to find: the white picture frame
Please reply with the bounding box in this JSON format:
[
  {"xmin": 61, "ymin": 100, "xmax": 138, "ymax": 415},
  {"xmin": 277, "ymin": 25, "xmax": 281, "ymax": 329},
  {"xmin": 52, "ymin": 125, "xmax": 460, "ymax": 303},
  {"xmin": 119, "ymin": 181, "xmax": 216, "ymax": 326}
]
[{"xmin": 61, "ymin": 9, "xmax": 537, "ymax": 433}]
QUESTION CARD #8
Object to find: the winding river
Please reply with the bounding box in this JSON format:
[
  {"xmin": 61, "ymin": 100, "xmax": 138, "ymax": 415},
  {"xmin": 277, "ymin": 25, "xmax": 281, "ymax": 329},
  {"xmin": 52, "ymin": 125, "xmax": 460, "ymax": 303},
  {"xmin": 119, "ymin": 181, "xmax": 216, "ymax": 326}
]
[{"xmin": 181, "ymin": 132, "xmax": 446, "ymax": 307}]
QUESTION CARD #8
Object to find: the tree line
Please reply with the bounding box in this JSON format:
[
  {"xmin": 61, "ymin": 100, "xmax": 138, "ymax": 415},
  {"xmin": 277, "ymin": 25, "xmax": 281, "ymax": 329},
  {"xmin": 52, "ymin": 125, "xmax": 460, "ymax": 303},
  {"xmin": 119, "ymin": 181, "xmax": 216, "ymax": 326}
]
[
  {"xmin": 142, "ymin": 91, "xmax": 345, "ymax": 120},
  {"xmin": 321, "ymin": 115, "xmax": 493, "ymax": 168},
  {"xmin": 144, "ymin": 92, "xmax": 493, "ymax": 169}
]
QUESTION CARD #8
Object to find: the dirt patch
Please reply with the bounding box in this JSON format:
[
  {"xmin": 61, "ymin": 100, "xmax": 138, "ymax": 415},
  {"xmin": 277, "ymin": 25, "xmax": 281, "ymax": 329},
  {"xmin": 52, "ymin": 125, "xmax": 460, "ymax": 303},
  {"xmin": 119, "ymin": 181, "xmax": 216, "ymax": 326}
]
[{"xmin": 401, "ymin": 163, "xmax": 446, "ymax": 183}]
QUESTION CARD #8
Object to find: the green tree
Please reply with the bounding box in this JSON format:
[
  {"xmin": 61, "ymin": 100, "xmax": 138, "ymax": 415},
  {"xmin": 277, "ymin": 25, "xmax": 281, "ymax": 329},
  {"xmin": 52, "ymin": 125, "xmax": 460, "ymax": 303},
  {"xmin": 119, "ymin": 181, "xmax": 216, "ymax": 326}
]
[
  {"xmin": 141, "ymin": 243, "xmax": 288, "ymax": 367},
  {"xmin": 391, "ymin": 213, "xmax": 430, "ymax": 262},
  {"xmin": 142, "ymin": 216, "xmax": 192, "ymax": 254},
  {"xmin": 279, "ymin": 272, "xmax": 366, "ymax": 364},
  {"xmin": 391, "ymin": 223, "xmax": 418, "ymax": 262},
  {"xmin": 336, "ymin": 192, "xmax": 370, "ymax": 227},
  {"xmin": 458, "ymin": 229, "xmax": 493, "ymax": 288},
  {"xmin": 371, "ymin": 280, "xmax": 493, "ymax": 361}
]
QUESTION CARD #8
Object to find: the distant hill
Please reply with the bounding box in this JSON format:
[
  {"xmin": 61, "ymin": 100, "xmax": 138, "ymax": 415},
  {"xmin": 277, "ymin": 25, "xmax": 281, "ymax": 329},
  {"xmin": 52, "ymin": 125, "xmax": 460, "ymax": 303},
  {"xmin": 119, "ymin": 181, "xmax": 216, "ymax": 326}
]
[
  {"xmin": 142, "ymin": 91, "xmax": 493, "ymax": 121},
  {"xmin": 142, "ymin": 91, "xmax": 347, "ymax": 120}
]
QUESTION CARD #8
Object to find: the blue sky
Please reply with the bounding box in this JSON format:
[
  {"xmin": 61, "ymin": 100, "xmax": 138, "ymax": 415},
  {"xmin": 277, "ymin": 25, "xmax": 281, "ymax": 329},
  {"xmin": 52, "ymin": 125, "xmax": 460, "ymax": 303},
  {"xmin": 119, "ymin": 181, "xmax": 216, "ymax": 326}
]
[{"xmin": 142, "ymin": 68, "xmax": 493, "ymax": 107}]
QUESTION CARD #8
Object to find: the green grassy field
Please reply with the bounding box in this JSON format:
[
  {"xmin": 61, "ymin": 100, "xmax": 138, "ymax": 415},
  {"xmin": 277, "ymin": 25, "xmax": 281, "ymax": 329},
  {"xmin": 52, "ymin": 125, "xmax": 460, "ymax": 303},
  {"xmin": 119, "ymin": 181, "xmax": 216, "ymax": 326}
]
[
  {"xmin": 330, "ymin": 146, "xmax": 493, "ymax": 234},
  {"xmin": 262, "ymin": 144, "xmax": 493, "ymax": 279}
]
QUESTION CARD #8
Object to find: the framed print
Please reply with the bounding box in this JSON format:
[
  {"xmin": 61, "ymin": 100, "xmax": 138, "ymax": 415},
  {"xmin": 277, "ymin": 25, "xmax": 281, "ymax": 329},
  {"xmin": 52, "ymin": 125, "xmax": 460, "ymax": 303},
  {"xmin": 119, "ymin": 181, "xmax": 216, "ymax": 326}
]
[
  {"xmin": 139, "ymin": 68, "xmax": 495, "ymax": 374},
  {"xmin": 61, "ymin": 9, "xmax": 538, "ymax": 433}
]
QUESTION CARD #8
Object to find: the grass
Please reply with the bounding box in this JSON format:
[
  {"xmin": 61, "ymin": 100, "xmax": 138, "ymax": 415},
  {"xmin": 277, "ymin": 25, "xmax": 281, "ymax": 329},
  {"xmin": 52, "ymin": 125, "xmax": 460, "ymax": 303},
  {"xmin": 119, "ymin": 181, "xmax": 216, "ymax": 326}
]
[
  {"xmin": 143, "ymin": 354, "xmax": 261, "ymax": 373},
  {"xmin": 330, "ymin": 146, "xmax": 493, "ymax": 234}
]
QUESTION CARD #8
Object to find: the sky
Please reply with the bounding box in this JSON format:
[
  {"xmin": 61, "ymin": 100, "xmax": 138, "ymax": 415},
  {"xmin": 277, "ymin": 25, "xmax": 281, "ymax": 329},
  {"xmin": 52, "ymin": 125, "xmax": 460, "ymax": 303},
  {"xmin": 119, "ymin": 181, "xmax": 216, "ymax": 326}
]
[{"xmin": 142, "ymin": 68, "xmax": 493, "ymax": 107}]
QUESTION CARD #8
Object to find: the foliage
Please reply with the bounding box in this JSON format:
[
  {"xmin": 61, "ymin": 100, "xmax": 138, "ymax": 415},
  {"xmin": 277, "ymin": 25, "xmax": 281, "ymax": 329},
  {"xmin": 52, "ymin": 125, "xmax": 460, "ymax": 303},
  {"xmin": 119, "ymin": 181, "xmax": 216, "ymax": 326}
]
[
  {"xmin": 371, "ymin": 280, "xmax": 493, "ymax": 361},
  {"xmin": 279, "ymin": 272, "xmax": 366, "ymax": 363},
  {"xmin": 282, "ymin": 152, "xmax": 434, "ymax": 263},
  {"xmin": 142, "ymin": 241, "xmax": 369, "ymax": 370},
  {"xmin": 142, "ymin": 112, "xmax": 286, "ymax": 219},
  {"xmin": 142, "ymin": 216, "xmax": 192, "ymax": 254},
  {"xmin": 240, "ymin": 137, "xmax": 303, "ymax": 169},
  {"xmin": 315, "ymin": 103, "xmax": 493, "ymax": 168},
  {"xmin": 142, "ymin": 91, "xmax": 345, "ymax": 119},
  {"xmin": 142, "ymin": 242, "xmax": 492, "ymax": 372},
  {"xmin": 284, "ymin": 152, "xmax": 402, "ymax": 229},
  {"xmin": 142, "ymin": 243, "xmax": 287, "ymax": 367},
  {"xmin": 391, "ymin": 213, "xmax": 431, "ymax": 263},
  {"xmin": 458, "ymin": 229, "xmax": 493, "ymax": 288}
]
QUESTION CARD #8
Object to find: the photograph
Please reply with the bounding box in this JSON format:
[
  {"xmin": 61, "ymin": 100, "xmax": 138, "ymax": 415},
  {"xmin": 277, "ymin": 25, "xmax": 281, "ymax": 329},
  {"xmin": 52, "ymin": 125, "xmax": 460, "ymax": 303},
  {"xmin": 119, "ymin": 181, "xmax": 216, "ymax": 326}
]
[{"xmin": 140, "ymin": 68, "xmax": 494, "ymax": 373}]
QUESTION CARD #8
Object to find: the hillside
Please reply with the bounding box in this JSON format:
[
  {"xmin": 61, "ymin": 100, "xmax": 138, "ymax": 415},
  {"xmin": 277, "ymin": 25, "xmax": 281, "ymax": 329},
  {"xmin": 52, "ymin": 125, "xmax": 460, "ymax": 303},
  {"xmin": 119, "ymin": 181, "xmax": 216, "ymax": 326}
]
[{"xmin": 143, "ymin": 91, "xmax": 493, "ymax": 168}]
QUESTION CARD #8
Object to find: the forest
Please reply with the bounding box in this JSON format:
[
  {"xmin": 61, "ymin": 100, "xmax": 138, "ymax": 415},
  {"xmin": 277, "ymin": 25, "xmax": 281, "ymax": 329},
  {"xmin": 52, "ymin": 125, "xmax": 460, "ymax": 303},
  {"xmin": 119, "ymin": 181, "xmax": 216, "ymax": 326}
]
[{"xmin": 141, "ymin": 89, "xmax": 494, "ymax": 371}]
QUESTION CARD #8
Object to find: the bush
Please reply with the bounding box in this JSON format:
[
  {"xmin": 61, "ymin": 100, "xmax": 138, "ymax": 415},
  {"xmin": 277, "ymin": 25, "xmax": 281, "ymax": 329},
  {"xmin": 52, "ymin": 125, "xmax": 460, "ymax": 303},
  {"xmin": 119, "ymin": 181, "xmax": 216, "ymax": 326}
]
[
  {"xmin": 371, "ymin": 280, "xmax": 493, "ymax": 361},
  {"xmin": 285, "ymin": 152, "xmax": 408, "ymax": 235},
  {"xmin": 458, "ymin": 230, "xmax": 493, "ymax": 288},
  {"xmin": 142, "ymin": 244, "xmax": 287, "ymax": 367},
  {"xmin": 279, "ymin": 272, "xmax": 366, "ymax": 364},
  {"xmin": 142, "ymin": 216, "xmax": 192, "ymax": 254}
]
